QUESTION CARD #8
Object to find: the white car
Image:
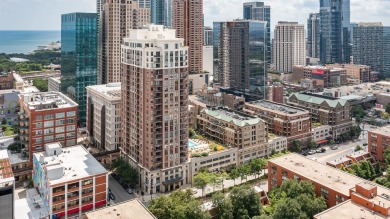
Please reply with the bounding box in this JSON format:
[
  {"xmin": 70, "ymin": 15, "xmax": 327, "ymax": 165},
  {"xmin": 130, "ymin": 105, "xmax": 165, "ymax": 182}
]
[{"xmin": 308, "ymin": 150, "xmax": 316, "ymax": 155}]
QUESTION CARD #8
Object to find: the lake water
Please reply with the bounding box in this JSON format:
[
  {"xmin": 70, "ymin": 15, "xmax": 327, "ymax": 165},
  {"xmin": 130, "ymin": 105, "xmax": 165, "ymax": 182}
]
[{"xmin": 0, "ymin": 30, "xmax": 61, "ymax": 54}]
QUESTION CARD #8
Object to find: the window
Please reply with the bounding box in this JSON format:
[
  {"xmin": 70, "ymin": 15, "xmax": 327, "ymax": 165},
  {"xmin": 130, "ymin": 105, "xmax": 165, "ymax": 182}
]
[
  {"xmin": 36, "ymin": 122, "xmax": 42, "ymax": 129},
  {"xmin": 66, "ymin": 118, "xmax": 75, "ymax": 124},
  {"xmin": 44, "ymin": 128, "xmax": 54, "ymax": 134},
  {"xmin": 53, "ymin": 186, "xmax": 65, "ymax": 193},
  {"xmin": 68, "ymin": 182, "xmax": 79, "ymax": 190},
  {"xmin": 82, "ymin": 196, "xmax": 93, "ymax": 203},
  {"xmin": 52, "ymin": 203, "xmax": 65, "ymax": 211},
  {"xmin": 56, "ymin": 134, "xmax": 65, "ymax": 141},
  {"xmin": 82, "ymin": 179, "xmax": 93, "ymax": 186},
  {"xmin": 66, "ymin": 139, "xmax": 75, "ymax": 146},
  {"xmin": 44, "ymin": 136, "xmax": 54, "ymax": 143},
  {"xmin": 56, "ymin": 112, "xmax": 65, "ymax": 118},
  {"xmin": 66, "ymin": 132, "xmax": 75, "ymax": 138},
  {"xmin": 44, "ymin": 114, "xmax": 54, "ymax": 120},
  {"xmin": 320, "ymin": 187, "xmax": 329, "ymax": 200},
  {"xmin": 35, "ymin": 138, "xmax": 42, "ymax": 143},
  {"xmin": 36, "ymin": 115, "xmax": 42, "ymax": 121},
  {"xmin": 56, "ymin": 120, "xmax": 65, "ymax": 126},
  {"xmin": 67, "ymin": 125, "xmax": 76, "ymax": 132},
  {"xmin": 44, "ymin": 121, "xmax": 54, "ymax": 127},
  {"xmin": 36, "ymin": 130, "xmax": 42, "ymax": 136},
  {"xmin": 82, "ymin": 187, "xmax": 93, "ymax": 194},
  {"xmin": 55, "ymin": 126, "xmax": 65, "ymax": 133},
  {"xmin": 66, "ymin": 111, "xmax": 76, "ymax": 117}
]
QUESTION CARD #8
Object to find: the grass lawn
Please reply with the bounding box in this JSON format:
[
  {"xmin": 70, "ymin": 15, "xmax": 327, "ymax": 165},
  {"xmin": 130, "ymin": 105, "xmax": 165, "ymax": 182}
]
[{"xmin": 1, "ymin": 125, "xmax": 14, "ymax": 136}]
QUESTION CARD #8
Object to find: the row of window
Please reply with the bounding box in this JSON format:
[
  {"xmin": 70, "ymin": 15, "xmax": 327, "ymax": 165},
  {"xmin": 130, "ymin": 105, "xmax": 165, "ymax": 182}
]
[{"xmin": 36, "ymin": 111, "xmax": 76, "ymax": 121}]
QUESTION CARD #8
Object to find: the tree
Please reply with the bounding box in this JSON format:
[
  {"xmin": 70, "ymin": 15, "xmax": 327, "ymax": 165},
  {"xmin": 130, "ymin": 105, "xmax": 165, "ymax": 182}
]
[
  {"xmin": 273, "ymin": 199, "xmax": 308, "ymax": 219},
  {"xmin": 329, "ymin": 139, "xmax": 335, "ymax": 145},
  {"xmin": 32, "ymin": 78, "xmax": 48, "ymax": 92},
  {"xmin": 193, "ymin": 172, "xmax": 210, "ymax": 197},
  {"xmin": 309, "ymin": 140, "xmax": 317, "ymax": 149},
  {"xmin": 184, "ymin": 200, "xmax": 211, "ymax": 219},
  {"xmin": 111, "ymin": 158, "xmax": 138, "ymax": 188},
  {"xmin": 384, "ymin": 148, "xmax": 390, "ymax": 165},
  {"xmin": 355, "ymin": 145, "xmax": 362, "ymax": 152},
  {"xmin": 383, "ymin": 112, "xmax": 390, "ymax": 120},
  {"xmin": 1, "ymin": 117, "xmax": 7, "ymax": 125},
  {"xmin": 230, "ymin": 185, "xmax": 262, "ymax": 219},
  {"xmin": 212, "ymin": 192, "xmax": 234, "ymax": 219},
  {"xmin": 291, "ymin": 140, "xmax": 302, "ymax": 152},
  {"xmin": 297, "ymin": 194, "xmax": 327, "ymax": 218},
  {"xmin": 250, "ymin": 159, "xmax": 263, "ymax": 179},
  {"xmin": 386, "ymin": 104, "xmax": 390, "ymax": 114},
  {"xmin": 238, "ymin": 163, "xmax": 251, "ymax": 183},
  {"xmin": 229, "ymin": 168, "xmax": 239, "ymax": 186},
  {"xmin": 209, "ymin": 173, "xmax": 222, "ymax": 192},
  {"xmin": 352, "ymin": 105, "xmax": 367, "ymax": 122}
]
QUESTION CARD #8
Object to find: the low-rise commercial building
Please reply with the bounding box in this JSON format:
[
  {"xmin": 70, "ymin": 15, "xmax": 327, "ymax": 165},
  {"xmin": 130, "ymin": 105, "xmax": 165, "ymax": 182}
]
[
  {"xmin": 244, "ymin": 100, "xmax": 311, "ymax": 147},
  {"xmin": 197, "ymin": 107, "xmax": 268, "ymax": 164},
  {"xmin": 368, "ymin": 125, "xmax": 390, "ymax": 163},
  {"xmin": 48, "ymin": 77, "xmax": 61, "ymax": 92},
  {"xmin": 86, "ymin": 83, "xmax": 121, "ymax": 151},
  {"xmin": 18, "ymin": 92, "xmax": 78, "ymax": 164},
  {"xmin": 311, "ymin": 124, "xmax": 332, "ymax": 144},
  {"xmin": 327, "ymin": 64, "xmax": 370, "ymax": 83},
  {"xmin": 33, "ymin": 143, "xmax": 108, "ymax": 219},
  {"xmin": 188, "ymin": 73, "xmax": 210, "ymax": 95},
  {"xmin": 292, "ymin": 65, "xmax": 348, "ymax": 88},
  {"xmin": 326, "ymin": 150, "xmax": 376, "ymax": 169},
  {"xmin": 0, "ymin": 72, "xmax": 14, "ymax": 90},
  {"xmin": 288, "ymin": 92, "xmax": 353, "ymax": 139},
  {"xmin": 0, "ymin": 150, "xmax": 15, "ymax": 219},
  {"xmin": 267, "ymin": 135, "xmax": 287, "ymax": 155}
]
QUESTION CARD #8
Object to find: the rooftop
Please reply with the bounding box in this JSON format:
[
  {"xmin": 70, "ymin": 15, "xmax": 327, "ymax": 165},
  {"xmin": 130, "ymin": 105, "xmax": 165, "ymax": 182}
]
[
  {"xmin": 33, "ymin": 143, "xmax": 107, "ymax": 185},
  {"xmin": 0, "ymin": 150, "xmax": 14, "ymax": 183},
  {"xmin": 87, "ymin": 83, "xmax": 121, "ymax": 100},
  {"xmin": 49, "ymin": 77, "xmax": 61, "ymax": 83},
  {"xmin": 202, "ymin": 107, "xmax": 262, "ymax": 127},
  {"xmin": 20, "ymin": 92, "xmax": 78, "ymax": 110},
  {"xmin": 85, "ymin": 200, "xmax": 156, "ymax": 219},
  {"xmin": 290, "ymin": 92, "xmax": 348, "ymax": 107},
  {"xmin": 369, "ymin": 125, "xmax": 390, "ymax": 136},
  {"xmin": 15, "ymin": 188, "xmax": 49, "ymax": 219},
  {"xmin": 246, "ymin": 100, "xmax": 308, "ymax": 115},
  {"xmin": 313, "ymin": 200, "xmax": 387, "ymax": 219},
  {"xmin": 269, "ymin": 153, "xmax": 364, "ymax": 196}
]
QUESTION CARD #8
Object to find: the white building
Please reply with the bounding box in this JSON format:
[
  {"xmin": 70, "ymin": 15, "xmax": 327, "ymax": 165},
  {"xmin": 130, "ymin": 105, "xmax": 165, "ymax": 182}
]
[
  {"xmin": 273, "ymin": 22, "xmax": 306, "ymax": 73},
  {"xmin": 312, "ymin": 125, "xmax": 332, "ymax": 143},
  {"xmin": 48, "ymin": 77, "xmax": 61, "ymax": 92},
  {"xmin": 268, "ymin": 136, "xmax": 288, "ymax": 155},
  {"xmin": 203, "ymin": 45, "xmax": 213, "ymax": 78},
  {"xmin": 86, "ymin": 83, "xmax": 121, "ymax": 151}
]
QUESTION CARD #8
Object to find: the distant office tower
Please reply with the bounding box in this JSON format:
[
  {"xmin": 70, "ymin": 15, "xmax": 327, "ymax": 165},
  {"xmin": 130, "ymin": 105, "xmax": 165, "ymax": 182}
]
[
  {"xmin": 151, "ymin": 0, "xmax": 172, "ymax": 27},
  {"xmin": 307, "ymin": 13, "xmax": 320, "ymax": 58},
  {"xmin": 353, "ymin": 23, "xmax": 384, "ymax": 74},
  {"xmin": 121, "ymin": 25, "xmax": 190, "ymax": 193},
  {"xmin": 61, "ymin": 13, "xmax": 98, "ymax": 126},
  {"xmin": 203, "ymin": 26, "xmax": 213, "ymax": 46},
  {"xmin": 97, "ymin": 0, "xmax": 105, "ymax": 18},
  {"xmin": 137, "ymin": 0, "xmax": 151, "ymax": 8},
  {"xmin": 384, "ymin": 27, "xmax": 390, "ymax": 78},
  {"xmin": 319, "ymin": 0, "xmax": 345, "ymax": 64},
  {"xmin": 273, "ymin": 22, "xmax": 306, "ymax": 73},
  {"xmin": 98, "ymin": 0, "xmax": 150, "ymax": 84},
  {"xmin": 243, "ymin": 2, "xmax": 271, "ymax": 68},
  {"xmin": 172, "ymin": 0, "xmax": 203, "ymax": 74},
  {"xmin": 213, "ymin": 20, "xmax": 267, "ymax": 97},
  {"xmin": 342, "ymin": 0, "xmax": 351, "ymax": 63}
]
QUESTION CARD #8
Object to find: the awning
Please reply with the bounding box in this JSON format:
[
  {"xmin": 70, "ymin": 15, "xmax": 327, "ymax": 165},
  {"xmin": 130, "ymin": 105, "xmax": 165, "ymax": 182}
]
[{"xmin": 317, "ymin": 139, "xmax": 328, "ymax": 144}]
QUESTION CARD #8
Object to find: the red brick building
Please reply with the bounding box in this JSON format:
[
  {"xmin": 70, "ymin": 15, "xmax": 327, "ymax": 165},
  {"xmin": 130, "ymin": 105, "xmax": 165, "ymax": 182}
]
[
  {"xmin": 0, "ymin": 72, "xmax": 13, "ymax": 90},
  {"xmin": 368, "ymin": 126, "xmax": 390, "ymax": 163},
  {"xmin": 18, "ymin": 92, "xmax": 78, "ymax": 164}
]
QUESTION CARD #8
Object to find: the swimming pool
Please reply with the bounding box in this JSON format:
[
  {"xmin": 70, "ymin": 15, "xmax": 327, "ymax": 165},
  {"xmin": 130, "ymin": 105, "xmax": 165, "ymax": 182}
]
[{"xmin": 188, "ymin": 140, "xmax": 198, "ymax": 149}]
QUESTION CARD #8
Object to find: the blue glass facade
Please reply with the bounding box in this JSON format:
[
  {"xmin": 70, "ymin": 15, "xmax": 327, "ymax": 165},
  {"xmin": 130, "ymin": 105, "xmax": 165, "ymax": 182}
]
[
  {"xmin": 61, "ymin": 13, "xmax": 98, "ymax": 126},
  {"xmin": 151, "ymin": 0, "xmax": 172, "ymax": 27},
  {"xmin": 383, "ymin": 27, "xmax": 390, "ymax": 78},
  {"xmin": 213, "ymin": 20, "xmax": 267, "ymax": 99}
]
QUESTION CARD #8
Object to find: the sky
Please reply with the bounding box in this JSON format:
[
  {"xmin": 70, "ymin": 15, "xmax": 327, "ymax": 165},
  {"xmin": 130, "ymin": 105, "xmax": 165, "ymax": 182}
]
[{"xmin": 0, "ymin": 0, "xmax": 389, "ymax": 30}]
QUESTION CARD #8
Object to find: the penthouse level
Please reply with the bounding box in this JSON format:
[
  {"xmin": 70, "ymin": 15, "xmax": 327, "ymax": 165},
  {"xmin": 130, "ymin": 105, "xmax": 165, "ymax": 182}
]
[
  {"xmin": 269, "ymin": 153, "xmax": 390, "ymax": 218},
  {"xmin": 244, "ymin": 100, "xmax": 311, "ymax": 146}
]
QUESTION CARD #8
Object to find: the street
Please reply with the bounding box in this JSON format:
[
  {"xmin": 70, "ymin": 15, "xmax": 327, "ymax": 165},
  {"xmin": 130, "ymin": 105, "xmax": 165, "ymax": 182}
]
[{"xmin": 108, "ymin": 174, "xmax": 136, "ymax": 204}]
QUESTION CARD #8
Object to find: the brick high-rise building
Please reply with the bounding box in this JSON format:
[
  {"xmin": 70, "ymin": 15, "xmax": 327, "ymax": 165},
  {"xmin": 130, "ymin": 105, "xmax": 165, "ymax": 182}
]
[
  {"xmin": 368, "ymin": 125, "xmax": 390, "ymax": 163},
  {"xmin": 121, "ymin": 25, "xmax": 190, "ymax": 194},
  {"xmin": 273, "ymin": 22, "xmax": 306, "ymax": 73},
  {"xmin": 98, "ymin": 0, "xmax": 150, "ymax": 84},
  {"xmin": 172, "ymin": 0, "xmax": 203, "ymax": 74}
]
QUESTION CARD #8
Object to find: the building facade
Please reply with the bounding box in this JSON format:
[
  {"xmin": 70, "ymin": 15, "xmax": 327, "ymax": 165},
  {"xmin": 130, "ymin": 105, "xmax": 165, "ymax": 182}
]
[
  {"xmin": 307, "ymin": 13, "xmax": 320, "ymax": 58},
  {"xmin": 151, "ymin": 0, "xmax": 172, "ymax": 27},
  {"xmin": 273, "ymin": 22, "xmax": 306, "ymax": 73},
  {"xmin": 368, "ymin": 125, "xmax": 390, "ymax": 163},
  {"xmin": 18, "ymin": 92, "xmax": 78, "ymax": 164},
  {"xmin": 213, "ymin": 20, "xmax": 267, "ymax": 98},
  {"xmin": 121, "ymin": 25, "xmax": 190, "ymax": 194},
  {"xmin": 292, "ymin": 65, "xmax": 348, "ymax": 88},
  {"xmin": 267, "ymin": 84, "xmax": 284, "ymax": 103},
  {"xmin": 288, "ymin": 92, "xmax": 352, "ymax": 139},
  {"xmin": 244, "ymin": 100, "xmax": 312, "ymax": 146},
  {"xmin": 327, "ymin": 64, "xmax": 371, "ymax": 83},
  {"xmin": 61, "ymin": 13, "xmax": 98, "ymax": 126},
  {"xmin": 0, "ymin": 72, "xmax": 13, "ymax": 90},
  {"xmin": 32, "ymin": 143, "xmax": 108, "ymax": 219},
  {"xmin": 243, "ymin": 1, "xmax": 271, "ymax": 68},
  {"xmin": 0, "ymin": 150, "xmax": 15, "ymax": 219},
  {"xmin": 48, "ymin": 77, "xmax": 61, "ymax": 92},
  {"xmin": 86, "ymin": 83, "xmax": 121, "ymax": 152},
  {"xmin": 197, "ymin": 107, "xmax": 268, "ymax": 164},
  {"xmin": 353, "ymin": 23, "xmax": 384, "ymax": 75},
  {"xmin": 172, "ymin": 0, "xmax": 203, "ymax": 74},
  {"xmin": 203, "ymin": 26, "xmax": 213, "ymax": 46},
  {"xmin": 98, "ymin": 0, "xmax": 150, "ymax": 84}
]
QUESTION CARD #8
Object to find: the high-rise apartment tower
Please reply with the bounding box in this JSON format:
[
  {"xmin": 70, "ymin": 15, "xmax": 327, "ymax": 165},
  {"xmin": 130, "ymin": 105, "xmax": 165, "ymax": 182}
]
[{"xmin": 307, "ymin": 13, "xmax": 320, "ymax": 58}]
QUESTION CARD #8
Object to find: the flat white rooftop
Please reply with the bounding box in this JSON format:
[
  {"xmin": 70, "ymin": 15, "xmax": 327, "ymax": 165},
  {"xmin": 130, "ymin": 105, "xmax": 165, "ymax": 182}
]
[
  {"xmin": 314, "ymin": 200, "xmax": 387, "ymax": 219},
  {"xmin": 85, "ymin": 200, "xmax": 156, "ymax": 219},
  {"xmin": 21, "ymin": 92, "xmax": 78, "ymax": 110},
  {"xmin": 33, "ymin": 144, "xmax": 107, "ymax": 185},
  {"xmin": 87, "ymin": 83, "xmax": 121, "ymax": 100},
  {"xmin": 15, "ymin": 188, "xmax": 49, "ymax": 219}
]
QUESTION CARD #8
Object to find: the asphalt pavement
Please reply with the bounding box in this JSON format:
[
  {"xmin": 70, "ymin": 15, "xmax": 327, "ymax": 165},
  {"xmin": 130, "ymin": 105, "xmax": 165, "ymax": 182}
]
[{"xmin": 108, "ymin": 174, "xmax": 136, "ymax": 204}]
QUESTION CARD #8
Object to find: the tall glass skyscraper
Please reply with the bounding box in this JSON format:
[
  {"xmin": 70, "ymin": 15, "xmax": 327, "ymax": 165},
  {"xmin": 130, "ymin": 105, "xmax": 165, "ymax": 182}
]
[
  {"xmin": 61, "ymin": 13, "xmax": 98, "ymax": 126},
  {"xmin": 151, "ymin": 0, "xmax": 172, "ymax": 27},
  {"xmin": 307, "ymin": 13, "xmax": 320, "ymax": 58},
  {"xmin": 384, "ymin": 27, "xmax": 390, "ymax": 78},
  {"xmin": 243, "ymin": 2, "xmax": 271, "ymax": 68},
  {"xmin": 319, "ymin": 0, "xmax": 350, "ymax": 64},
  {"xmin": 213, "ymin": 20, "xmax": 267, "ymax": 99}
]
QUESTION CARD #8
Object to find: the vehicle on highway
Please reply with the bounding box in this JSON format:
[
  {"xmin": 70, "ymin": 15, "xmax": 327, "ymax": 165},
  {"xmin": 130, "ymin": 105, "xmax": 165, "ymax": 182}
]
[
  {"xmin": 331, "ymin": 146, "xmax": 338, "ymax": 150},
  {"xmin": 126, "ymin": 188, "xmax": 134, "ymax": 194},
  {"xmin": 308, "ymin": 150, "xmax": 316, "ymax": 155}
]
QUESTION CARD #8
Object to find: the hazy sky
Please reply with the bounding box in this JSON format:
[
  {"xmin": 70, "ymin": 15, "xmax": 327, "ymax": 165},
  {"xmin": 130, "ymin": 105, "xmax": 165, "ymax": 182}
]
[{"xmin": 0, "ymin": 0, "xmax": 389, "ymax": 30}]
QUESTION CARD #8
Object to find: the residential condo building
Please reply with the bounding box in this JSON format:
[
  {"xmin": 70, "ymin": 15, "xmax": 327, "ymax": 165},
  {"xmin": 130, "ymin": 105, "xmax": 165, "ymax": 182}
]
[
  {"xmin": 98, "ymin": 0, "xmax": 150, "ymax": 84},
  {"xmin": 18, "ymin": 92, "xmax": 78, "ymax": 164},
  {"xmin": 121, "ymin": 25, "xmax": 190, "ymax": 194},
  {"xmin": 203, "ymin": 26, "xmax": 213, "ymax": 46},
  {"xmin": 151, "ymin": 0, "xmax": 172, "ymax": 27},
  {"xmin": 61, "ymin": 13, "xmax": 98, "ymax": 126},
  {"xmin": 86, "ymin": 83, "xmax": 121, "ymax": 151},
  {"xmin": 273, "ymin": 21, "xmax": 306, "ymax": 73},
  {"xmin": 307, "ymin": 13, "xmax": 320, "ymax": 58}
]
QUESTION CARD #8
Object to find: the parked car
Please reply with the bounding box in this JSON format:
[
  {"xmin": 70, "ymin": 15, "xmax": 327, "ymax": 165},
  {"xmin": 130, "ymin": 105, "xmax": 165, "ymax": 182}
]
[
  {"xmin": 109, "ymin": 193, "xmax": 116, "ymax": 200},
  {"xmin": 308, "ymin": 150, "xmax": 316, "ymax": 155},
  {"xmin": 316, "ymin": 148, "xmax": 326, "ymax": 153},
  {"xmin": 126, "ymin": 188, "xmax": 134, "ymax": 194},
  {"xmin": 331, "ymin": 146, "xmax": 338, "ymax": 150},
  {"xmin": 363, "ymin": 143, "xmax": 368, "ymax": 146}
]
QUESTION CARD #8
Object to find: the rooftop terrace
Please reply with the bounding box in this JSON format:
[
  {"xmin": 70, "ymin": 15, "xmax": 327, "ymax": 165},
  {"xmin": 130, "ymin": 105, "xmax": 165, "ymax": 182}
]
[
  {"xmin": 369, "ymin": 125, "xmax": 390, "ymax": 136},
  {"xmin": 202, "ymin": 107, "xmax": 262, "ymax": 127},
  {"xmin": 85, "ymin": 200, "xmax": 156, "ymax": 219},
  {"xmin": 87, "ymin": 83, "xmax": 121, "ymax": 99},
  {"xmin": 247, "ymin": 100, "xmax": 308, "ymax": 115},
  {"xmin": 21, "ymin": 92, "xmax": 78, "ymax": 110}
]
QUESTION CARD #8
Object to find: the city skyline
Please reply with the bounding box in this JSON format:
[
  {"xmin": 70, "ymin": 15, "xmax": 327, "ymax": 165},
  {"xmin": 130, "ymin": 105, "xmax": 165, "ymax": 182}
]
[{"xmin": 1, "ymin": 0, "xmax": 390, "ymax": 30}]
